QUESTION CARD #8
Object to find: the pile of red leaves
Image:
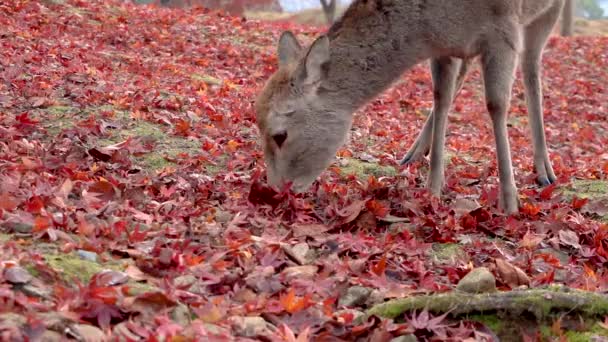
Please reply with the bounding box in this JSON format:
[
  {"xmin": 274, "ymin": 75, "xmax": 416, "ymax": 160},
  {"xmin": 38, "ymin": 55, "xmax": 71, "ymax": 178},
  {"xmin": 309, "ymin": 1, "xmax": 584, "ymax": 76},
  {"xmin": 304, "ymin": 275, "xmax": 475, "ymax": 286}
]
[{"xmin": 1, "ymin": 0, "xmax": 608, "ymax": 340}]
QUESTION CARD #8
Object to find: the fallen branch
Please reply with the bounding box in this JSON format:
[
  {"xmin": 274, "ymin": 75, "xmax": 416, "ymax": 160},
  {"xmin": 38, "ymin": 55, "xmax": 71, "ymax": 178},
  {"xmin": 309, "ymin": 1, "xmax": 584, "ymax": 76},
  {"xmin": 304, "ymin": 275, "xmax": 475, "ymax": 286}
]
[{"xmin": 367, "ymin": 286, "xmax": 608, "ymax": 320}]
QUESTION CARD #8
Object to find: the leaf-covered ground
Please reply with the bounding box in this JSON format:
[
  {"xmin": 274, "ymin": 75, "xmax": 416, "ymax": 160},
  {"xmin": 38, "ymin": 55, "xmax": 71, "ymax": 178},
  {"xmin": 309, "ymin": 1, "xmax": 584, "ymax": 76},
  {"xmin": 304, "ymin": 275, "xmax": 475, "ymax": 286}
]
[{"xmin": 1, "ymin": 0, "xmax": 608, "ymax": 341}]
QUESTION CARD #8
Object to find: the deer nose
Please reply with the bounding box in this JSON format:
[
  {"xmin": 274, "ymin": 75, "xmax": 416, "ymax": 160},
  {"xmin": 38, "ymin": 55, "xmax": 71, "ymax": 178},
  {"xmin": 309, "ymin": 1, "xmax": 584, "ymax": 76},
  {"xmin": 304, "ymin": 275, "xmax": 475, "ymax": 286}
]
[{"xmin": 272, "ymin": 131, "xmax": 288, "ymax": 148}]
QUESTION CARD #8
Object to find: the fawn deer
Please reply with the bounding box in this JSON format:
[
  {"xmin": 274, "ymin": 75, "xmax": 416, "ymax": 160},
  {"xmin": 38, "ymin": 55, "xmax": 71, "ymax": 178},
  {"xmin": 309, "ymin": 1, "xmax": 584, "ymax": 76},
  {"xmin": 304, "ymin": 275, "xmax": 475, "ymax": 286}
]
[{"xmin": 255, "ymin": 0, "xmax": 564, "ymax": 214}]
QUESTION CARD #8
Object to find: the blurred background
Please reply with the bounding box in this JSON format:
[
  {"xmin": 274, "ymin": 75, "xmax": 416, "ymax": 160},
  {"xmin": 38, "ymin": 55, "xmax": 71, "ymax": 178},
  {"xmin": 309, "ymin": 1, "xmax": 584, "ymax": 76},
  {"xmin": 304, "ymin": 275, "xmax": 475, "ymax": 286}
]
[{"xmin": 130, "ymin": 0, "xmax": 608, "ymax": 35}]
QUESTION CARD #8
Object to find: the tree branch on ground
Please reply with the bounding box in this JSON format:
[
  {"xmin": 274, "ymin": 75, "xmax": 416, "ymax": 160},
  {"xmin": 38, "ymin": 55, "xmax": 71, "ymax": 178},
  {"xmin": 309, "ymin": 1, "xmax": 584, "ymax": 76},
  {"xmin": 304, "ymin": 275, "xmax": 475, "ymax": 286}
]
[{"xmin": 367, "ymin": 286, "xmax": 608, "ymax": 320}]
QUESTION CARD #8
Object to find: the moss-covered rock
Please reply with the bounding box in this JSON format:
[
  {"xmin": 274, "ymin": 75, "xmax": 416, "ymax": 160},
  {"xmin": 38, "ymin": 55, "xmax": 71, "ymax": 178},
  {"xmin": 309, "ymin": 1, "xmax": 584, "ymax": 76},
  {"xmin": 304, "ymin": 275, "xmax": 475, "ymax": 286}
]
[
  {"xmin": 429, "ymin": 243, "xmax": 469, "ymax": 265},
  {"xmin": 44, "ymin": 253, "xmax": 119, "ymax": 283}
]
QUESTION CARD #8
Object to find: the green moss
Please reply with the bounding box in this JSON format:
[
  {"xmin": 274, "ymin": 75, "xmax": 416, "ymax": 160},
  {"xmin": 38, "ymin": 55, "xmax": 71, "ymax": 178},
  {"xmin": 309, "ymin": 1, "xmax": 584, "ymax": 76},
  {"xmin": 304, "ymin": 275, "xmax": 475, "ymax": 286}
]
[
  {"xmin": 42, "ymin": 252, "xmax": 158, "ymax": 291},
  {"xmin": 124, "ymin": 281, "xmax": 159, "ymax": 296},
  {"xmin": 39, "ymin": 105, "xmax": 80, "ymax": 136},
  {"xmin": 204, "ymin": 154, "xmax": 229, "ymax": 176},
  {"xmin": 45, "ymin": 254, "xmax": 104, "ymax": 283},
  {"xmin": 561, "ymin": 179, "xmax": 608, "ymax": 222},
  {"xmin": 191, "ymin": 74, "xmax": 224, "ymax": 86},
  {"xmin": 429, "ymin": 243, "xmax": 468, "ymax": 265},
  {"xmin": 97, "ymin": 117, "xmax": 204, "ymax": 170},
  {"xmin": 511, "ymin": 292, "xmax": 555, "ymax": 317},
  {"xmin": 467, "ymin": 314, "xmax": 504, "ymax": 332},
  {"xmin": 140, "ymin": 154, "xmax": 175, "ymax": 170},
  {"xmin": 46, "ymin": 105, "xmax": 74, "ymax": 115},
  {"xmin": 561, "ymin": 179, "xmax": 608, "ymax": 200},
  {"xmin": 564, "ymin": 324, "xmax": 608, "ymax": 342},
  {"xmin": 104, "ymin": 120, "xmax": 167, "ymax": 142},
  {"xmin": 338, "ymin": 158, "xmax": 397, "ymax": 180},
  {"xmin": 590, "ymin": 299, "xmax": 608, "ymax": 315},
  {"xmin": 540, "ymin": 325, "xmax": 554, "ymax": 339},
  {"xmin": 0, "ymin": 234, "xmax": 11, "ymax": 242},
  {"xmin": 507, "ymin": 115, "xmax": 527, "ymax": 128}
]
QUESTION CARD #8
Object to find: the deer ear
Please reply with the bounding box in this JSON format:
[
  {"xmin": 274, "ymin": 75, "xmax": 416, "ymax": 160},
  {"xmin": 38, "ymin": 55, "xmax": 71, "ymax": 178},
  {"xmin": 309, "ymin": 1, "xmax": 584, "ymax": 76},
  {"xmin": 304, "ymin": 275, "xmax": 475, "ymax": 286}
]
[
  {"xmin": 301, "ymin": 35, "xmax": 330, "ymax": 85},
  {"xmin": 278, "ymin": 31, "xmax": 302, "ymax": 67}
]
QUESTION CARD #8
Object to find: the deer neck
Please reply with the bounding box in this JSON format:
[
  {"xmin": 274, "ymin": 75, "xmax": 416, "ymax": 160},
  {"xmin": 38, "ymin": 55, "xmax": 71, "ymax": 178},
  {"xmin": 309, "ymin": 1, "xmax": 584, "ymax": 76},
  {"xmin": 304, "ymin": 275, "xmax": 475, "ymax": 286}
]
[{"xmin": 321, "ymin": 6, "xmax": 430, "ymax": 113}]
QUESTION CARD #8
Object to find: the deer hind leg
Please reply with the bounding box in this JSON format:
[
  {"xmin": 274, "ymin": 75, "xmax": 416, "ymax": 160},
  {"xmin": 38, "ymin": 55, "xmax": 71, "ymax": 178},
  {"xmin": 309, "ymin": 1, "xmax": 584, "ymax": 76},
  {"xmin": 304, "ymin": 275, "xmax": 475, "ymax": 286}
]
[
  {"xmin": 409, "ymin": 57, "xmax": 462, "ymax": 196},
  {"xmin": 522, "ymin": 2, "xmax": 562, "ymax": 186},
  {"xmin": 400, "ymin": 57, "xmax": 470, "ymax": 165},
  {"xmin": 482, "ymin": 40, "xmax": 520, "ymax": 214}
]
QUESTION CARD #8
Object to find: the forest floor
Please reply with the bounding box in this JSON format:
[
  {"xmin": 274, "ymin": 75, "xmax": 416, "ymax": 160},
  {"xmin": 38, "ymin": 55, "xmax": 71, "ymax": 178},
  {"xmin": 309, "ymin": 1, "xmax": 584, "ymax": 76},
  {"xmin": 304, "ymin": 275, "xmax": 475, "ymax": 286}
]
[{"xmin": 1, "ymin": 0, "xmax": 608, "ymax": 341}]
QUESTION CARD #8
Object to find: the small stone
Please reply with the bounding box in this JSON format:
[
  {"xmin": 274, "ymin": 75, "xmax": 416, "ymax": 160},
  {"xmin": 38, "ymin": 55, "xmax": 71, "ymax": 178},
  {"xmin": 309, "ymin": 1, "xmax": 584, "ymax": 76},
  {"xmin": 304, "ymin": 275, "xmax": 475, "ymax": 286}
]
[
  {"xmin": 1, "ymin": 221, "xmax": 33, "ymax": 234},
  {"xmin": 283, "ymin": 243, "xmax": 312, "ymax": 265},
  {"xmin": 214, "ymin": 209, "xmax": 232, "ymax": 223},
  {"xmin": 20, "ymin": 284, "xmax": 52, "ymax": 299},
  {"xmin": 39, "ymin": 330, "xmax": 63, "ymax": 342},
  {"xmin": 203, "ymin": 323, "xmax": 229, "ymax": 335},
  {"xmin": 93, "ymin": 270, "xmax": 129, "ymax": 287},
  {"xmin": 4, "ymin": 266, "xmax": 33, "ymax": 284},
  {"xmin": 174, "ymin": 274, "xmax": 197, "ymax": 288},
  {"xmin": 158, "ymin": 248, "xmax": 173, "ymax": 265},
  {"xmin": 68, "ymin": 324, "xmax": 106, "ymax": 342},
  {"xmin": 390, "ymin": 334, "xmax": 417, "ymax": 342},
  {"xmin": 456, "ymin": 267, "xmax": 496, "ymax": 294},
  {"xmin": 234, "ymin": 287, "xmax": 257, "ymax": 303},
  {"xmin": 365, "ymin": 289, "xmax": 385, "ymax": 307},
  {"xmin": 0, "ymin": 312, "xmax": 26, "ymax": 326},
  {"xmin": 171, "ymin": 303, "xmax": 191, "ymax": 326},
  {"xmin": 388, "ymin": 222, "xmax": 415, "ymax": 235},
  {"xmin": 38, "ymin": 312, "xmax": 73, "ymax": 333},
  {"xmin": 338, "ymin": 286, "xmax": 373, "ymax": 307},
  {"xmin": 76, "ymin": 250, "xmax": 98, "ymax": 262},
  {"xmin": 229, "ymin": 316, "xmax": 276, "ymax": 337}
]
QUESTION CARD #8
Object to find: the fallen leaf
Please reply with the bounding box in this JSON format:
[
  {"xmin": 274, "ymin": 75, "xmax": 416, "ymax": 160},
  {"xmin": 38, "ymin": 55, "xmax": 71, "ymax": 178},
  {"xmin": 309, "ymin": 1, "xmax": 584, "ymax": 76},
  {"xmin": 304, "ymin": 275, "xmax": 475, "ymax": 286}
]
[
  {"xmin": 558, "ymin": 229, "xmax": 581, "ymax": 249},
  {"xmin": 495, "ymin": 259, "xmax": 530, "ymax": 288}
]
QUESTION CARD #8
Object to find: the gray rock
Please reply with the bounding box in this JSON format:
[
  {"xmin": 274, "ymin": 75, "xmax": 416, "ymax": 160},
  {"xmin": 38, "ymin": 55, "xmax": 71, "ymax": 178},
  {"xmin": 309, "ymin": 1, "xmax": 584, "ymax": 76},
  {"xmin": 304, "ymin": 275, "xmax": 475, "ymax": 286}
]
[
  {"xmin": 338, "ymin": 286, "xmax": 373, "ymax": 307},
  {"xmin": 171, "ymin": 303, "xmax": 191, "ymax": 326},
  {"xmin": 174, "ymin": 274, "xmax": 197, "ymax": 288},
  {"xmin": 20, "ymin": 284, "xmax": 52, "ymax": 299},
  {"xmin": 391, "ymin": 334, "xmax": 418, "ymax": 342},
  {"xmin": 4, "ymin": 266, "xmax": 32, "ymax": 284},
  {"xmin": 456, "ymin": 267, "xmax": 496, "ymax": 294},
  {"xmin": 229, "ymin": 316, "xmax": 276, "ymax": 337},
  {"xmin": 214, "ymin": 209, "xmax": 232, "ymax": 223},
  {"xmin": 76, "ymin": 250, "xmax": 98, "ymax": 262},
  {"xmin": 39, "ymin": 330, "xmax": 64, "ymax": 342},
  {"xmin": 1, "ymin": 221, "xmax": 33, "ymax": 234},
  {"xmin": 366, "ymin": 289, "xmax": 385, "ymax": 307},
  {"xmin": 68, "ymin": 324, "xmax": 106, "ymax": 342},
  {"xmin": 281, "ymin": 265, "xmax": 318, "ymax": 281}
]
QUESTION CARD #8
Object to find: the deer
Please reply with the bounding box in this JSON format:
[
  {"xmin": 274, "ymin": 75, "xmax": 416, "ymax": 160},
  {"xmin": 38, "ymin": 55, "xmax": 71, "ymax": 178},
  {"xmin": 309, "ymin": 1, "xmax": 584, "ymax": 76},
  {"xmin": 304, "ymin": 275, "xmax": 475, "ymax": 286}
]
[{"xmin": 255, "ymin": 0, "xmax": 565, "ymax": 214}]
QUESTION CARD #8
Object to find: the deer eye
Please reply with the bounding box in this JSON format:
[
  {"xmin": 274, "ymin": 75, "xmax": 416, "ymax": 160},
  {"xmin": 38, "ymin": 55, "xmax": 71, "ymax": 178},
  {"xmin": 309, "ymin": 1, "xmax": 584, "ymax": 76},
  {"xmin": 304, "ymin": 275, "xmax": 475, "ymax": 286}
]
[{"xmin": 282, "ymin": 110, "xmax": 296, "ymax": 117}]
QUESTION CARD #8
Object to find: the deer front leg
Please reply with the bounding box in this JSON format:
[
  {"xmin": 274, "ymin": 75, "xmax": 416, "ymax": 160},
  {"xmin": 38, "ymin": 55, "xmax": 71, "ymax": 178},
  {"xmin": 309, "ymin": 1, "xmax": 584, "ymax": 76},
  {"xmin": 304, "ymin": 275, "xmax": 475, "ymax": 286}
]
[
  {"xmin": 482, "ymin": 44, "xmax": 519, "ymax": 214},
  {"xmin": 424, "ymin": 58, "xmax": 463, "ymax": 195},
  {"xmin": 401, "ymin": 58, "xmax": 470, "ymax": 165}
]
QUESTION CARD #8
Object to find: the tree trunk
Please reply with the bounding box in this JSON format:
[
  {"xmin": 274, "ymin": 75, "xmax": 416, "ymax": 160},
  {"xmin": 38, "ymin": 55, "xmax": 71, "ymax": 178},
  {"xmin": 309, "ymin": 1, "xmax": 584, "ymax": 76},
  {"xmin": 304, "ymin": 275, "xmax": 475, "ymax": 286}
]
[
  {"xmin": 561, "ymin": 0, "xmax": 574, "ymax": 37},
  {"xmin": 320, "ymin": 0, "xmax": 337, "ymax": 25}
]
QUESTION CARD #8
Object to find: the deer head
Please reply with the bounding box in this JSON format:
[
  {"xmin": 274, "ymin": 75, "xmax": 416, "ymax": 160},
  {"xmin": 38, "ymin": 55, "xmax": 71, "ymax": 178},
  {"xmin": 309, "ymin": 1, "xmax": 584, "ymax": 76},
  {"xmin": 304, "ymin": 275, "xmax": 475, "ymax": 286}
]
[{"xmin": 255, "ymin": 31, "xmax": 352, "ymax": 192}]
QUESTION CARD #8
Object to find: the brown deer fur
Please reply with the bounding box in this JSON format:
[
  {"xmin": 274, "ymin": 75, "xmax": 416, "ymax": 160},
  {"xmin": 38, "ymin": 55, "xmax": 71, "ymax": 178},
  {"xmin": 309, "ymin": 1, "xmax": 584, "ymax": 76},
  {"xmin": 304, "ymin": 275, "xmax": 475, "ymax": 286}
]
[{"xmin": 255, "ymin": 0, "xmax": 564, "ymax": 214}]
